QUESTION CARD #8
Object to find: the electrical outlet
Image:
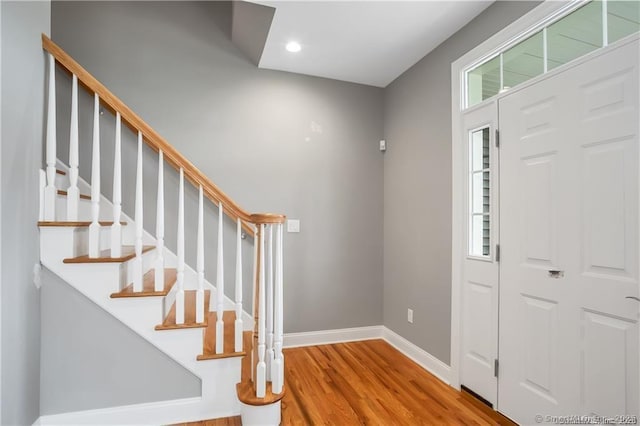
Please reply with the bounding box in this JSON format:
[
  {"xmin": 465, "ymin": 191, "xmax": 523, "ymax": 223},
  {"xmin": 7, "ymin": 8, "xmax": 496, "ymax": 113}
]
[{"xmin": 407, "ymin": 308, "xmax": 413, "ymax": 324}]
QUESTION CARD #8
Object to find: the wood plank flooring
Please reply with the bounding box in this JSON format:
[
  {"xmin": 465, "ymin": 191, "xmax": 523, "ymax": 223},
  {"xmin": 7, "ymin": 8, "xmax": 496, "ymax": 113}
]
[{"xmin": 181, "ymin": 339, "xmax": 515, "ymax": 425}]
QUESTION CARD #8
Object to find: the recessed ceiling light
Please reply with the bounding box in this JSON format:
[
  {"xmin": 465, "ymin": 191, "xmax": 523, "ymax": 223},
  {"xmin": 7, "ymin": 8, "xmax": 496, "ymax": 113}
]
[{"xmin": 285, "ymin": 41, "xmax": 301, "ymax": 53}]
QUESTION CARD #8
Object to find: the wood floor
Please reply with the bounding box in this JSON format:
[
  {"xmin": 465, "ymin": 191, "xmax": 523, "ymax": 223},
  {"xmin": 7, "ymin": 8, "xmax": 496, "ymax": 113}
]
[{"xmin": 181, "ymin": 339, "xmax": 515, "ymax": 425}]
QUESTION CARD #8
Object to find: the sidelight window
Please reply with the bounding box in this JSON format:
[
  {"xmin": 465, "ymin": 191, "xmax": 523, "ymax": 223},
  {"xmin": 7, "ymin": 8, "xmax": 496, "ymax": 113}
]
[{"xmin": 469, "ymin": 127, "xmax": 491, "ymax": 258}]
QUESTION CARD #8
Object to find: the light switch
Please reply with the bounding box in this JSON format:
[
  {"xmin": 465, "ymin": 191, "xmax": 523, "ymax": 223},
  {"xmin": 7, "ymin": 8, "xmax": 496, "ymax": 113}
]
[{"xmin": 287, "ymin": 219, "xmax": 300, "ymax": 233}]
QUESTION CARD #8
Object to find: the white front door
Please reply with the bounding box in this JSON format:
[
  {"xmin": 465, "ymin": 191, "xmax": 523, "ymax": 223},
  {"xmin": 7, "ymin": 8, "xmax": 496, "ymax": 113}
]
[{"xmin": 498, "ymin": 38, "xmax": 639, "ymax": 423}]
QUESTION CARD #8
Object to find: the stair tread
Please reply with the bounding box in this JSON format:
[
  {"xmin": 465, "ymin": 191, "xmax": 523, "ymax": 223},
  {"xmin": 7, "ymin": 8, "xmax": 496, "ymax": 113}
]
[
  {"xmin": 57, "ymin": 189, "xmax": 91, "ymax": 200},
  {"xmin": 39, "ymin": 220, "xmax": 127, "ymax": 227},
  {"xmin": 111, "ymin": 268, "xmax": 177, "ymax": 298},
  {"xmin": 155, "ymin": 289, "xmax": 211, "ymax": 330},
  {"xmin": 63, "ymin": 245, "xmax": 154, "ymax": 263},
  {"xmin": 236, "ymin": 381, "xmax": 285, "ymax": 406},
  {"xmin": 197, "ymin": 311, "xmax": 247, "ymax": 360}
]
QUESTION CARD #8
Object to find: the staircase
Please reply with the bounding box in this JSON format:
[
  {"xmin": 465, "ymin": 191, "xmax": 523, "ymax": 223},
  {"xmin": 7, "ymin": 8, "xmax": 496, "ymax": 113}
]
[{"xmin": 37, "ymin": 34, "xmax": 285, "ymax": 425}]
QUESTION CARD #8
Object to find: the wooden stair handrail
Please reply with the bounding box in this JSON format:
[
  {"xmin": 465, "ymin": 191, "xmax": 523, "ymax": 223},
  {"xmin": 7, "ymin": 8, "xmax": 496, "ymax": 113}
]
[{"xmin": 42, "ymin": 34, "xmax": 286, "ymax": 234}]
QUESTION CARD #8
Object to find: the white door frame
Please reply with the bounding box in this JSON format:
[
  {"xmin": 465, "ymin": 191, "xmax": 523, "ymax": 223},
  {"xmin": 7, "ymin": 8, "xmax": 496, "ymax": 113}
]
[
  {"xmin": 450, "ymin": 0, "xmax": 640, "ymax": 393},
  {"xmin": 0, "ymin": 1, "xmax": 4, "ymax": 419}
]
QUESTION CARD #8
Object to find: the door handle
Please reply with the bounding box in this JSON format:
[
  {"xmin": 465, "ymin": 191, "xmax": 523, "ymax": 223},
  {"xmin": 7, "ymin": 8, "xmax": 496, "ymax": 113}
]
[
  {"xmin": 626, "ymin": 296, "xmax": 640, "ymax": 302},
  {"xmin": 548, "ymin": 270, "xmax": 564, "ymax": 278}
]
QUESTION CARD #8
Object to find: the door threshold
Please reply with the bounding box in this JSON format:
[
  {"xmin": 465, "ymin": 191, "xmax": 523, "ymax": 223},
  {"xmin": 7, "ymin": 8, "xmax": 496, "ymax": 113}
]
[
  {"xmin": 460, "ymin": 386, "xmax": 517, "ymax": 425},
  {"xmin": 461, "ymin": 385, "xmax": 492, "ymax": 408}
]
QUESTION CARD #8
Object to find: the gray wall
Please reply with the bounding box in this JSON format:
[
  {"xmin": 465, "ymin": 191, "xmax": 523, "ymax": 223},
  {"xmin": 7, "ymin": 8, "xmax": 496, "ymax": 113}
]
[
  {"xmin": 46, "ymin": 1, "xmax": 541, "ymax": 406},
  {"xmin": 382, "ymin": 1, "xmax": 541, "ymax": 364},
  {"xmin": 1, "ymin": 1, "xmax": 50, "ymax": 424},
  {"xmin": 40, "ymin": 269, "xmax": 200, "ymax": 415},
  {"xmin": 51, "ymin": 1, "xmax": 384, "ymax": 333}
]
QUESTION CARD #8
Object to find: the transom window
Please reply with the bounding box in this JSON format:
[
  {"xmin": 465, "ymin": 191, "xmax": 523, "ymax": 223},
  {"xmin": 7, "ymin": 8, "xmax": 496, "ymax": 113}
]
[{"xmin": 466, "ymin": 0, "xmax": 640, "ymax": 108}]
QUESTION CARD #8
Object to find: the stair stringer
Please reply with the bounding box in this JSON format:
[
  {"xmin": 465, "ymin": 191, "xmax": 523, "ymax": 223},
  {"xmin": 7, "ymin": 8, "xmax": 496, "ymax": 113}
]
[{"xmin": 39, "ymin": 228, "xmax": 244, "ymax": 424}]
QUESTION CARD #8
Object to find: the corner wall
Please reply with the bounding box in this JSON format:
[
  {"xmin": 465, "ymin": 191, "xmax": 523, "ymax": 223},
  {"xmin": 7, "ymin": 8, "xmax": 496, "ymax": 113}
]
[
  {"xmin": 1, "ymin": 1, "xmax": 51, "ymax": 424},
  {"xmin": 382, "ymin": 1, "xmax": 541, "ymax": 364}
]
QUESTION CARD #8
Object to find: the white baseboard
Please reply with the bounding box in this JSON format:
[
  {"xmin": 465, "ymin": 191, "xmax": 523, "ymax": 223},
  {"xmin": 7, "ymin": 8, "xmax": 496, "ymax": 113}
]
[
  {"xmin": 283, "ymin": 325, "xmax": 383, "ymax": 348},
  {"xmin": 382, "ymin": 327, "xmax": 451, "ymax": 385},
  {"xmin": 283, "ymin": 325, "xmax": 451, "ymax": 385},
  {"xmin": 34, "ymin": 397, "xmax": 214, "ymax": 426}
]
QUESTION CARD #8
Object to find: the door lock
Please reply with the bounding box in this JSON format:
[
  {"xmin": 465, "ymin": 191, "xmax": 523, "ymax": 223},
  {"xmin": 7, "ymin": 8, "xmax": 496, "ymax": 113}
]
[{"xmin": 548, "ymin": 270, "xmax": 565, "ymax": 278}]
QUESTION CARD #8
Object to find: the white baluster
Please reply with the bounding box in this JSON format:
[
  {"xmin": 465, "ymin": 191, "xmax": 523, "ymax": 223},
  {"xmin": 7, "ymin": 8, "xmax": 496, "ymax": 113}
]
[
  {"xmin": 132, "ymin": 131, "xmax": 144, "ymax": 292},
  {"xmin": 235, "ymin": 218, "xmax": 244, "ymax": 352},
  {"xmin": 256, "ymin": 223, "xmax": 267, "ymax": 398},
  {"xmin": 196, "ymin": 185, "xmax": 205, "ymax": 324},
  {"xmin": 272, "ymin": 222, "xmax": 284, "ymax": 394},
  {"xmin": 154, "ymin": 150, "xmax": 165, "ymax": 292},
  {"xmin": 44, "ymin": 53, "xmax": 57, "ymax": 221},
  {"xmin": 176, "ymin": 168, "xmax": 185, "ymax": 324},
  {"xmin": 88, "ymin": 94, "xmax": 101, "ymax": 258},
  {"xmin": 251, "ymin": 226, "xmax": 259, "ymax": 383},
  {"xmin": 216, "ymin": 202, "xmax": 225, "ymax": 354},
  {"xmin": 66, "ymin": 74, "xmax": 80, "ymax": 221},
  {"xmin": 110, "ymin": 112, "xmax": 122, "ymax": 258},
  {"xmin": 266, "ymin": 225, "xmax": 274, "ymax": 380}
]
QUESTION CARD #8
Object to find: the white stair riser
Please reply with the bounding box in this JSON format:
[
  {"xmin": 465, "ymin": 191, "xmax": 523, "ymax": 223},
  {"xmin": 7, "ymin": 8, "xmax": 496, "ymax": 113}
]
[
  {"xmin": 42, "ymin": 253, "xmax": 156, "ymax": 298},
  {"xmin": 104, "ymin": 297, "xmax": 164, "ymax": 330},
  {"xmin": 45, "ymin": 261, "xmax": 126, "ymax": 298},
  {"xmin": 54, "ymin": 172, "xmax": 68, "ymax": 190},
  {"xmin": 147, "ymin": 328, "xmax": 205, "ymax": 361},
  {"xmin": 40, "ymin": 226, "xmax": 114, "ymax": 261},
  {"xmin": 55, "ymin": 193, "xmax": 115, "ymax": 223}
]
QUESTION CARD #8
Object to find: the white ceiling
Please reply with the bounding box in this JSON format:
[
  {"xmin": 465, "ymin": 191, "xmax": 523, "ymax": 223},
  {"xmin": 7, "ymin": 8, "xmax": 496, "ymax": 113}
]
[{"xmin": 250, "ymin": 1, "xmax": 494, "ymax": 87}]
